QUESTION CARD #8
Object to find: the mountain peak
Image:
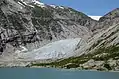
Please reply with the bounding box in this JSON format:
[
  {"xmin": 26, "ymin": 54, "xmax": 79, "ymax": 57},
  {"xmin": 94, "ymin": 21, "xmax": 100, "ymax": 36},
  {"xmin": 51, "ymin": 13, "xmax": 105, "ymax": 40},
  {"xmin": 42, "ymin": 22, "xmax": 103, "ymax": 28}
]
[
  {"xmin": 99, "ymin": 8, "xmax": 119, "ymax": 22},
  {"xmin": 21, "ymin": 0, "xmax": 39, "ymax": 3}
]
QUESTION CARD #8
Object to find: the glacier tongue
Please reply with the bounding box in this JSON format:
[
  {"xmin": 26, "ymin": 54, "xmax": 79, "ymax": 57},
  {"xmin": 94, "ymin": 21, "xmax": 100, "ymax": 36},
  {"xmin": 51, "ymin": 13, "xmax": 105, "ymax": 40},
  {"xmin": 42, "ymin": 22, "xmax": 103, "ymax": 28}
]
[{"xmin": 20, "ymin": 38, "xmax": 81, "ymax": 60}]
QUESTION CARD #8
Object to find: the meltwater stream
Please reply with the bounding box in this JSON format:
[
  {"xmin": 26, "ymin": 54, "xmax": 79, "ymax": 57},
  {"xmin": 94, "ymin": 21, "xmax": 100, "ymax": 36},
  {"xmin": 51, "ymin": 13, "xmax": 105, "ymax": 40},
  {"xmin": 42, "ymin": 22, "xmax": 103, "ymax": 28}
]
[{"xmin": 0, "ymin": 68, "xmax": 119, "ymax": 79}]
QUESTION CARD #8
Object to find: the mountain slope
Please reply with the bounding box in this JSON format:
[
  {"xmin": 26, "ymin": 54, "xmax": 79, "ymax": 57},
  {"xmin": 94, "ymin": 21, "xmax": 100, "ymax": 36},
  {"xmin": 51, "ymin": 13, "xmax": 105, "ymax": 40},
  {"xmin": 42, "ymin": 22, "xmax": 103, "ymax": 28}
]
[
  {"xmin": 0, "ymin": 0, "xmax": 96, "ymax": 61},
  {"xmin": 93, "ymin": 8, "xmax": 119, "ymax": 33},
  {"xmin": 30, "ymin": 8, "xmax": 119, "ymax": 71},
  {"xmin": 35, "ymin": 24, "xmax": 119, "ymax": 71},
  {"xmin": 0, "ymin": 0, "xmax": 119, "ymax": 70}
]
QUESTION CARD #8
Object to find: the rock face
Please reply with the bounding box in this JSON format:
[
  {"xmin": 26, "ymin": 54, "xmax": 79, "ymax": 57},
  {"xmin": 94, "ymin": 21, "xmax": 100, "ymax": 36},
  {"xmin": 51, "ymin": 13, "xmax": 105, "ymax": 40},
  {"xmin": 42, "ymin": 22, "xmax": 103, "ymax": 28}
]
[
  {"xmin": 41, "ymin": 8, "xmax": 119, "ymax": 71},
  {"xmin": 0, "ymin": 0, "xmax": 96, "ymax": 60},
  {"xmin": 93, "ymin": 8, "xmax": 119, "ymax": 33},
  {"xmin": 0, "ymin": 0, "xmax": 119, "ymax": 69}
]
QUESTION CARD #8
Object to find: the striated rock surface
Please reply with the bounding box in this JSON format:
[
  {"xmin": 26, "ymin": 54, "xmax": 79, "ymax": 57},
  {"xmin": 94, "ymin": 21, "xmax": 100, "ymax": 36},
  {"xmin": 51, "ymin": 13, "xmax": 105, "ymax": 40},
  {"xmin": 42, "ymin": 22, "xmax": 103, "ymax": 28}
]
[
  {"xmin": 0, "ymin": 0, "xmax": 119, "ymax": 70},
  {"xmin": 0, "ymin": 0, "xmax": 96, "ymax": 61},
  {"xmin": 30, "ymin": 7, "xmax": 119, "ymax": 71}
]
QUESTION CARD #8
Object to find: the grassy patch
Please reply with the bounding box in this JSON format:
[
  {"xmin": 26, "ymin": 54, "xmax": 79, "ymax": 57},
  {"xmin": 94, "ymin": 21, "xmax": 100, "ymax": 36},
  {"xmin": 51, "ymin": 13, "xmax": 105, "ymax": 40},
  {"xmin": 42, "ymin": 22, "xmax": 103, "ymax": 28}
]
[{"xmin": 30, "ymin": 45, "xmax": 119, "ymax": 69}]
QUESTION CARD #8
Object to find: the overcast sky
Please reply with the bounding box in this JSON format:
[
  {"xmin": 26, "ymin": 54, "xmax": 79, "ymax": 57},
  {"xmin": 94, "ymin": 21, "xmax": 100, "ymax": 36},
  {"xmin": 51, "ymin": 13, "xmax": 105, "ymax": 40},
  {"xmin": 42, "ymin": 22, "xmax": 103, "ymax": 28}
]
[{"xmin": 41, "ymin": 0, "xmax": 119, "ymax": 16}]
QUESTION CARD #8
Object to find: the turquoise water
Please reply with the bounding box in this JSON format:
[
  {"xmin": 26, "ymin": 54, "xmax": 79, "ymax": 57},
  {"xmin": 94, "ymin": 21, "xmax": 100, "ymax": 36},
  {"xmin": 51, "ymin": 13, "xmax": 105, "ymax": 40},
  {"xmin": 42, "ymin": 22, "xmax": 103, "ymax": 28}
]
[{"xmin": 0, "ymin": 68, "xmax": 119, "ymax": 79}]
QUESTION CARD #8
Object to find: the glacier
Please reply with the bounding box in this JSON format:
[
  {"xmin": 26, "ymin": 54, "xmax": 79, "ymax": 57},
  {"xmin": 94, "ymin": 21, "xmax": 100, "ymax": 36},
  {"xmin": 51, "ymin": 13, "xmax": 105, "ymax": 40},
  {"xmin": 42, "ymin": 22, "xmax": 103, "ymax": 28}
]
[{"xmin": 18, "ymin": 38, "xmax": 81, "ymax": 60}]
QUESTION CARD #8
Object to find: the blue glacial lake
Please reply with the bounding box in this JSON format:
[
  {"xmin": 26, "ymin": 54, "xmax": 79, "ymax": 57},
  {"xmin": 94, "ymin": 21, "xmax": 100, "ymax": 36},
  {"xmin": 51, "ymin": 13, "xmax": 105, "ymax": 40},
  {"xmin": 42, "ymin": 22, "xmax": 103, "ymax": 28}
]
[{"xmin": 0, "ymin": 68, "xmax": 119, "ymax": 79}]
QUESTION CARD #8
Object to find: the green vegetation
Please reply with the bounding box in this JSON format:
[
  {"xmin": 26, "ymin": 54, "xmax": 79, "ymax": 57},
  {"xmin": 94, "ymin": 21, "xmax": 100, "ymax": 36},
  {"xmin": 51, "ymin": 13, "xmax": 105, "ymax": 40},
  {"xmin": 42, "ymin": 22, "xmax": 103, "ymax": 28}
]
[
  {"xmin": 30, "ymin": 54, "xmax": 90, "ymax": 68},
  {"xmin": 30, "ymin": 45, "xmax": 119, "ymax": 69},
  {"xmin": 104, "ymin": 63, "xmax": 112, "ymax": 70},
  {"xmin": 93, "ymin": 45, "xmax": 119, "ymax": 61}
]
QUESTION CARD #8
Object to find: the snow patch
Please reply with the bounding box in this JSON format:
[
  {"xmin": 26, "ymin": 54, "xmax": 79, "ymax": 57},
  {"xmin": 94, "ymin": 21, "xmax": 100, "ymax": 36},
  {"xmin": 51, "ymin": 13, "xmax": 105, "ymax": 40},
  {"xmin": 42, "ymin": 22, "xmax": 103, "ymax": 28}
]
[
  {"xmin": 50, "ymin": 5, "xmax": 56, "ymax": 8},
  {"xmin": 20, "ymin": 0, "xmax": 45, "ymax": 8},
  {"xmin": 50, "ymin": 5, "xmax": 64, "ymax": 9},
  {"xmin": 18, "ymin": 1, "xmax": 24, "ymax": 6},
  {"xmin": 15, "ymin": 46, "xmax": 28, "ymax": 54},
  {"xmin": 19, "ymin": 46, "xmax": 28, "ymax": 52},
  {"xmin": 21, "ymin": 0, "xmax": 28, "ymax": 5},
  {"xmin": 20, "ymin": 1, "xmax": 34, "ymax": 8},
  {"xmin": 59, "ymin": 6, "xmax": 64, "ymax": 9},
  {"xmin": 18, "ymin": 2, "xmax": 24, "ymax": 9},
  {"xmin": 89, "ymin": 16, "xmax": 102, "ymax": 20},
  {"xmin": 28, "ymin": 5, "xmax": 35, "ymax": 8},
  {"xmin": 32, "ymin": 0, "xmax": 45, "ymax": 8}
]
